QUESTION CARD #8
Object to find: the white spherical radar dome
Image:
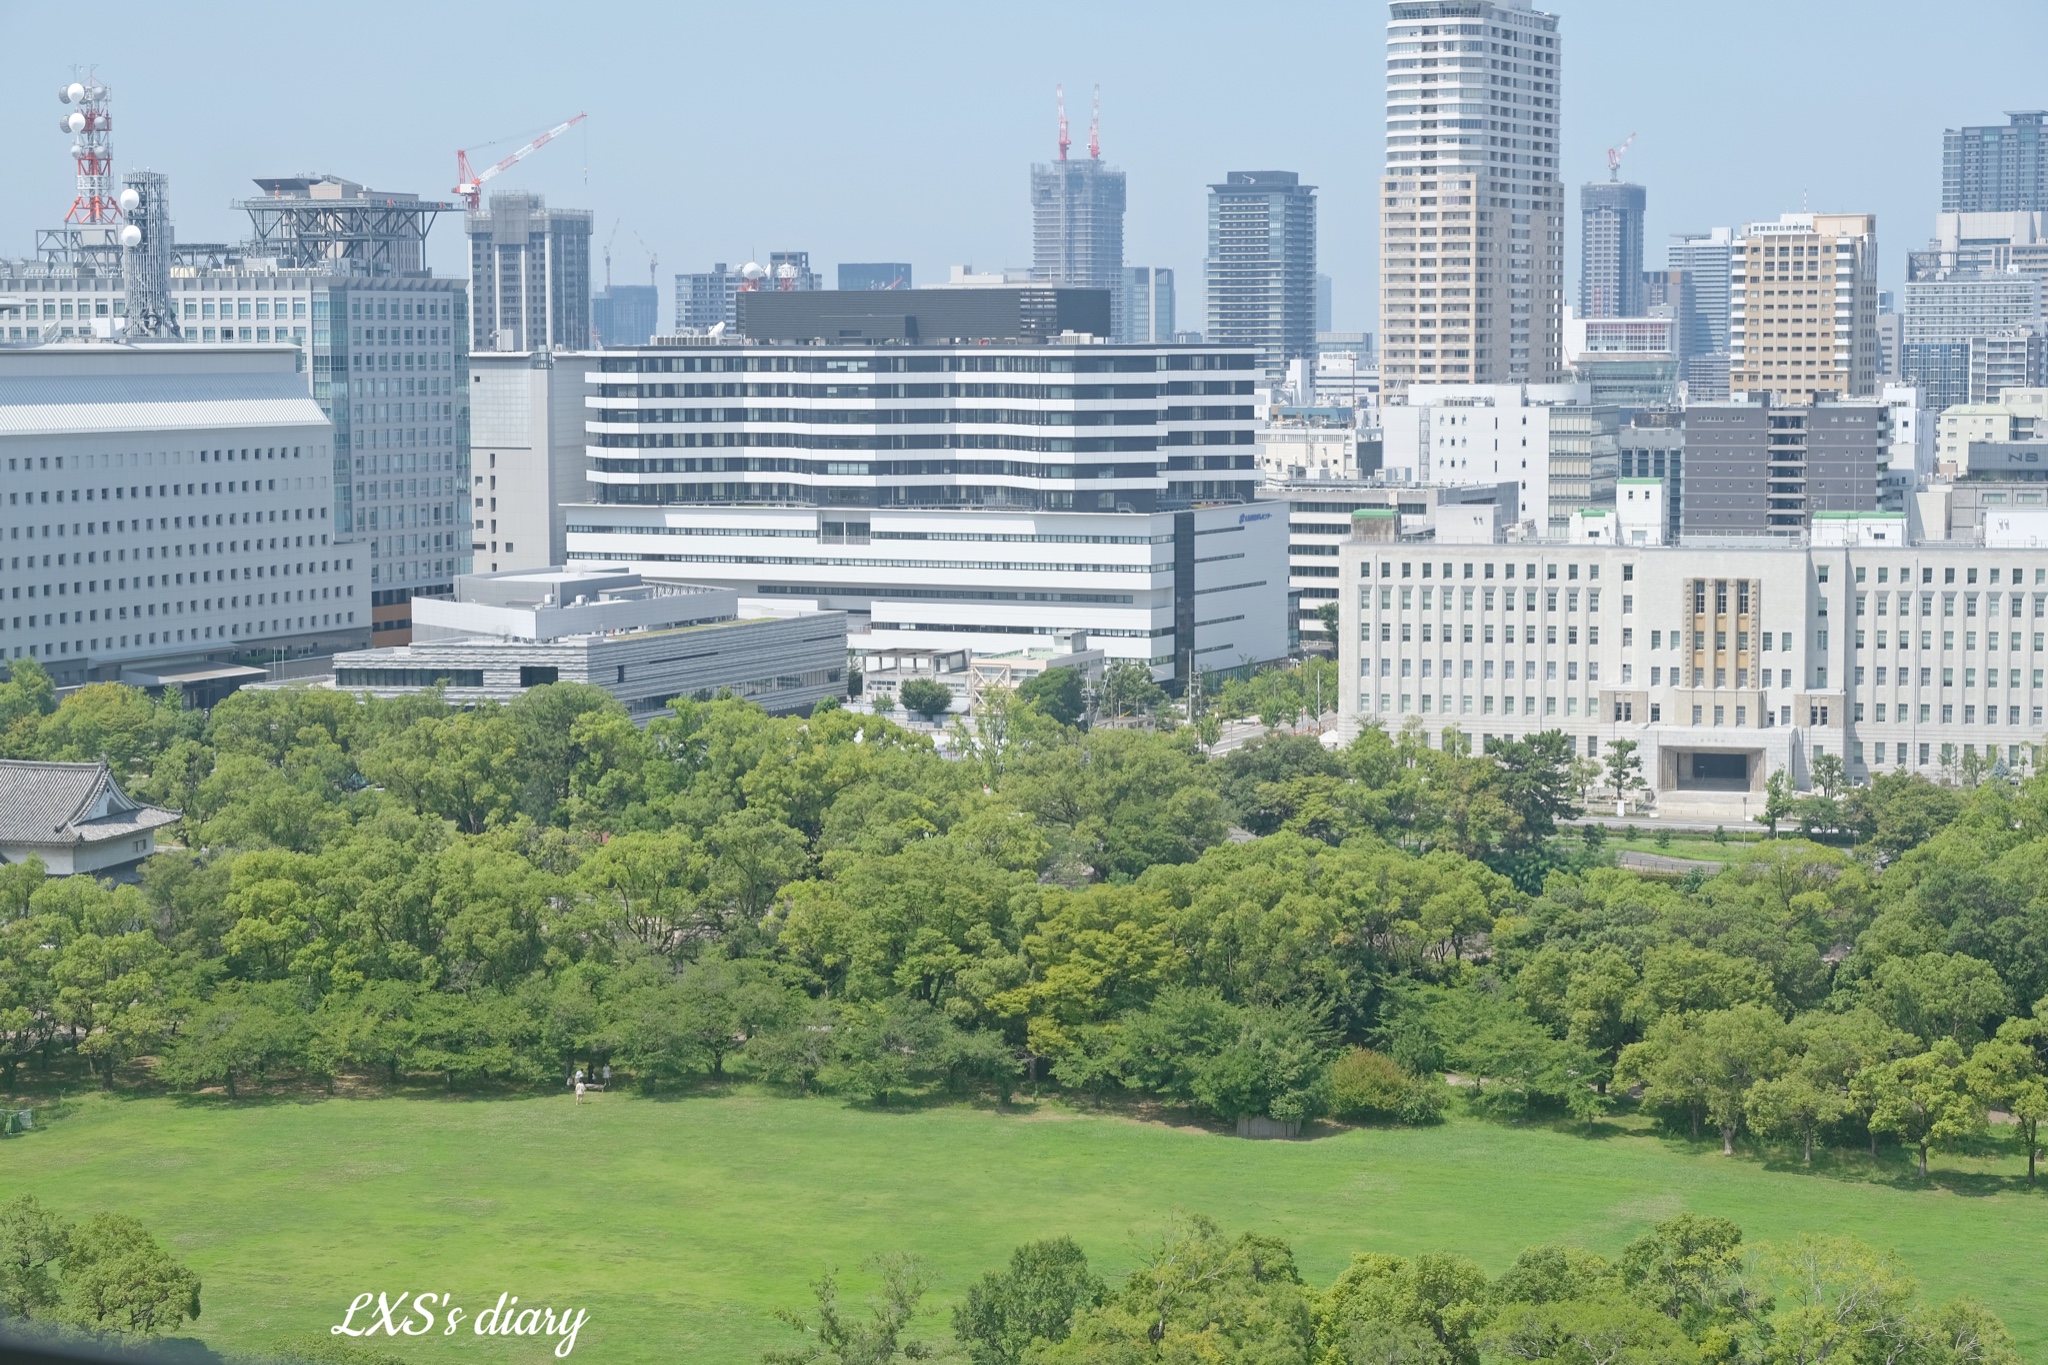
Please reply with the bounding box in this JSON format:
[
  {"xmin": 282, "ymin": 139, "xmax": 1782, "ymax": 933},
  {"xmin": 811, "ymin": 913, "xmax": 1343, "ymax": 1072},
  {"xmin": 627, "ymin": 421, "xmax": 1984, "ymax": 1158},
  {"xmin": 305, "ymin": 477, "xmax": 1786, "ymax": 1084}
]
[
  {"xmin": 66, "ymin": 112, "xmax": 86, "ymax": 134},
  {"xmin": 119, "ymin": 225, "xmax": 143, "ymax": 248},
  {"xmin": 63, "ymin": 82, "xmax": 85, "ymax": 105},
  {"xmin": 118, "ymin": 187, "xmax": 141, "ymax": 214}
]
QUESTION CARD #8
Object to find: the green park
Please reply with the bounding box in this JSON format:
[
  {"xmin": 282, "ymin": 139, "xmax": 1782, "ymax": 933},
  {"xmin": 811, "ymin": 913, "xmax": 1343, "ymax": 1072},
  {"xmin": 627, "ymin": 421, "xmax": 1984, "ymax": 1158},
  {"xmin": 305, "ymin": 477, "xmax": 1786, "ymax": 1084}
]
[{"xmin": 1, "ymin": 657, "xmax": 2045, "ymax": 1363}]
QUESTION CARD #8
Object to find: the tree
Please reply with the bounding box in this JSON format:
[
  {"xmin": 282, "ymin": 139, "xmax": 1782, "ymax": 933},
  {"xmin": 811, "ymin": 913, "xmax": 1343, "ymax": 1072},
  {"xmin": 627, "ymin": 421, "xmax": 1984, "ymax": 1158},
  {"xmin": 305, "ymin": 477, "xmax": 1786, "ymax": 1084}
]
[
  {"xmin": 1745, "ymin": 1071, "xmax": 1853, "ymax": 1165},
  {"xmin": 1318, "ymin": 1249, "xmax": 1491, "ymax": 1365},
  {"xmin": 1854, "ymin": 1039, "xmax": 1983, "ymax": 1177},
  {"xmin": 1190, "ymin": 1001, "xmax": 1333, "ymax": 1125},
  {"xmin": 952, "ymin": 1237, "xmax": 1104, "ymax": 1365},
  {"xmin": 1865, "ymin": 952, "xmax": 2012, "ymax": 1047},
  {"xmin": 896, "ymin": 679, "xmax": 954, "ymax": 724},
  {"xmin": 1616, "ymin": 1214, "xmax": 1748, "ymax": 1343},
  {"xmin": 1966, "ymin": 1029, "xmax": 2048, "ymax": 1181},
  {"xmin": 0, "ymin": 1195, "xmax": 70, "ymax": 1319},
  {"xmin": 1094, "ymin": 661, "xmax": 1168, "ymax": 721},
  {"xmin": 1602, "ymin": 739, "xmax": 1646, "ymax": 810},
  {"xmin": 764, "ymin": 1254, "xmax": 935, "ymax": 1365},
  {"xmin": 1756, "ymin": 767, "xmax": 1795, "ymax": 838},
  {"xmin": 55, "ymin": 1213, "xmax": 203, "ymax": 1335},
  {"xmin": 158, "ymin": 983, "xmax": 315, "ymax": 1098},
  {"xmin": 1810, "ymin": 751, "xmax": 1847, "ymax": 800},
  {"xmin": 1315, "ymin": 600, "xmax": 1342, "ymax": 642},
  {"xmin": 1481, "ymin": 1294, "xmax": 1692, "ymax": 1365},
  {"xmin": 1017, "ymin": 667, "xmax": 1085, "ymax": 729},
  {"xmin": 1618, "ymin": 1005, "xmax": 1794, "ymax": 1152},
  {"xmin": 1488, "ymin": 730, "xmax": 1583, "ymax": 850}
]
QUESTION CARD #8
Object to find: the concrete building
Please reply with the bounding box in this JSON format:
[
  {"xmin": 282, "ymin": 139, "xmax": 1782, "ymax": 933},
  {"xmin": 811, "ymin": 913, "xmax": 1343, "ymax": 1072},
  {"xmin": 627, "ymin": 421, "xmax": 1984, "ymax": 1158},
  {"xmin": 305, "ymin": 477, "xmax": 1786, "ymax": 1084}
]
[
  {"xmin": 591, "ymin": 284, "xmax": 658, "ymax": 348},
  {"xmin": 1258, "ymin": 411, "xmax": 1370, "ymax": 483},
  {"xmin": 1565, "ymin": 313, "xmax": 1679, "ymax": 412},
  {"xmin": 1208, "ymin": 171, "xmax": 1318, "ymax": 385},
  {"xmin": 329, "ymin": 568, "xmax": 846, "ymax": 717},
  {"xmin": 1379, "ymin": 0, "xmax": 1564, "ymax": 400},
  {"xmin": 561, "ymin": 327, "xmax": 1286, "ymax": 686},
  {"xmin": 0, "ymin": 344, "xmax": 369, "ymax": 687},
  {"xmin": 466, "ymin": 350, "xmax": 588, "ymax": 572},
  {"xmin": 1619, "ymin": 408, "xmax": 1684, "ymax": 543},
  {"xmin": 1580, "ymin": 182, "xmax": 1646, "ymax": 319},
  {"xmin": 467, "ymin": 193, "xmax": 593, "ymax": 353},
  {"xmin": 1908, "ymin": 211, "xmax": 2048, "ymax": 284},
  {"xmin": 1381, "ymin": 383, "xmax": 1614, "ymax": 537},
  {"xmin": 1681, "ymin": 399, "xmax": 1888, "ymax": 538},
  {"xmin": 838, "ymin": 263, "xmax": 913, "ymax": 291},
  {"xmin": 1944, "ymin": 112, "xmax": 2048, "ymax": 214},
  {"xmin": 1279, "ymin": 481, "xmax": 1518, "ymax": 644},
  {"xmin": 1668, "ymin": 228, "xmax": 1735, "ymax": 400},
  {"xmin": 677, "ymin": 263, "xmax": 743, "ymax": 331},
  {"xmin": 1032, "ymin": 157, "xmax": 1126, "ymax": 337},
  {"xmin": 1899, "ymin": 272, "xmax": 2043, "ymax": 410},
  {"xmin": 735, "ymin": 287, "xmax": 1111, "ymax": 343},
  {"xmin": 1730, "ymin": 213, "xmax": 1880, "ymax": 401},
  {"xmin": 1338, "ymin": 528, "xmax": 2048, "ymax": 815},
  {"xmin": 1120, "ymin": 267, "xmax": 1176, "ymax": 344},
  {"xmin": 0, "ymin": 759, "xmax": 178, "ymax": 876},
  {"xmin": 1313, "ymin": 335, "xmax": 1379, "ymax": 412}
]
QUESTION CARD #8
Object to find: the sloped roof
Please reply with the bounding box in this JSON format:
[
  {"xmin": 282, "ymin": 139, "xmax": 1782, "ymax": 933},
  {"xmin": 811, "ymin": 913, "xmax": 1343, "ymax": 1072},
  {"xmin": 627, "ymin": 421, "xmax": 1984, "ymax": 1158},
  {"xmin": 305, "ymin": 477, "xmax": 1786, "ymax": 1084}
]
[
  {"xmin": 0, "ymin": 371, "xmax": 328, "ymax": 438},
  {"xmin": 0, "ymin": 760, "xmax": 180, "ymax": 846}
]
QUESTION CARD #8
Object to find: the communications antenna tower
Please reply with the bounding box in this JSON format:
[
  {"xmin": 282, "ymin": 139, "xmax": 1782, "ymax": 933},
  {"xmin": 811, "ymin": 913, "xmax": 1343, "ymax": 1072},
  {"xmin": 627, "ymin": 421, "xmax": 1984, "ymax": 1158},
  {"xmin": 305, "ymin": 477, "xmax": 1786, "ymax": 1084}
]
[{"xmin": 59, "ymin": 72, "xmax": 122, "ymax": 226}]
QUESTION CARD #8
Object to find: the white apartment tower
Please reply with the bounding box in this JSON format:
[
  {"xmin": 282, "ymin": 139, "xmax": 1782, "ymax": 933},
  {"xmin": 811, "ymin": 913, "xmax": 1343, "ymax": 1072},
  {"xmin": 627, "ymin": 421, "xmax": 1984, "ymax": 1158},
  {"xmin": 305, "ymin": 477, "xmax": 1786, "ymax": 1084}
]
[{"xmin": 1380, "ymin": 0, "xmax": 1565, "ymax": 402}]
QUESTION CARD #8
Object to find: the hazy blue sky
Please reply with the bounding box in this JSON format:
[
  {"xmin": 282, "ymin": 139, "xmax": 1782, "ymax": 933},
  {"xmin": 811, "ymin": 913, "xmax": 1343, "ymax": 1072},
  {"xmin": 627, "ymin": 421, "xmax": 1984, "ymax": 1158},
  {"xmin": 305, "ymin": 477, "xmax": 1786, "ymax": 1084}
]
[{"xmin": 3, "ymin": 0, "xmax": 2044, "ymax": 333}]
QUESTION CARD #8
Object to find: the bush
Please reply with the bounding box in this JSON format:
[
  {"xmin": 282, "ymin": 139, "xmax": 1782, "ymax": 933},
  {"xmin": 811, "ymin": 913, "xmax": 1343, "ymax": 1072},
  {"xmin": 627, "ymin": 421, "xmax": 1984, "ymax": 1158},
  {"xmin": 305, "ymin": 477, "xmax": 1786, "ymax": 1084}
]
[
  {"xmin": 897, "ymin": 677, "xmax": 954, "ymax": 722},
  {"xmin": 1328, "ymin": 1048, "xmax": 1447, "ymax": 1125}
]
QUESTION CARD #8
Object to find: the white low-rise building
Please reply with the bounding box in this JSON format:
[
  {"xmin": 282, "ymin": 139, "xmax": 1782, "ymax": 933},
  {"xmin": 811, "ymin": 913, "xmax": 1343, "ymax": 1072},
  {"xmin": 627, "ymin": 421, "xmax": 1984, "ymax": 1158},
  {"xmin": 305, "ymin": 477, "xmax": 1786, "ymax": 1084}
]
[
  {"xmin": 0, "ymin": 343, "xmax": 368, "ymax": 688},
  {"xmin": 1339, "ymin": 525, "xmax": 2048, "ymax": 814}
]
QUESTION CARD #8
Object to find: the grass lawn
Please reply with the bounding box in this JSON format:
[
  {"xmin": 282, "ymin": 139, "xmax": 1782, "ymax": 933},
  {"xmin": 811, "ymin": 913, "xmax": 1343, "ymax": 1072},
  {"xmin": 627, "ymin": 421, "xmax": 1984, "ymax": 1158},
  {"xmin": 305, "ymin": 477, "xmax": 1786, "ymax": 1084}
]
[
  {"xmin": 1602, "ymin": 833, "xmax": 1781, "ymax": 864},
  {"xmin": 2, "ymin": 1090, "xmax": 2043, "ymax": 1364}
]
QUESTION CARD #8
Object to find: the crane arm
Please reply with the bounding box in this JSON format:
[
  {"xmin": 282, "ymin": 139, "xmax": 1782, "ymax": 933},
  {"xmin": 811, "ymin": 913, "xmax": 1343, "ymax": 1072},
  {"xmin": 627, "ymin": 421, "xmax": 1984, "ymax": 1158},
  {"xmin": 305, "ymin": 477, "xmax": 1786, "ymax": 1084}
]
[{"xmin": 455, "ymin": 113, "xmax": 587, "ymax": 208}]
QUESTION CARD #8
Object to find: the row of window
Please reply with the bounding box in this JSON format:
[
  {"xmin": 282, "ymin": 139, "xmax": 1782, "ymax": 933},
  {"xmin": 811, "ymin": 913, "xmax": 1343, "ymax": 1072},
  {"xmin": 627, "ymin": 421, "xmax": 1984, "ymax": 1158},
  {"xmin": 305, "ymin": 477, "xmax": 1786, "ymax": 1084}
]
[{"xmin": 6, "ymin": 613, "xmax": 355, "ymax": 660}]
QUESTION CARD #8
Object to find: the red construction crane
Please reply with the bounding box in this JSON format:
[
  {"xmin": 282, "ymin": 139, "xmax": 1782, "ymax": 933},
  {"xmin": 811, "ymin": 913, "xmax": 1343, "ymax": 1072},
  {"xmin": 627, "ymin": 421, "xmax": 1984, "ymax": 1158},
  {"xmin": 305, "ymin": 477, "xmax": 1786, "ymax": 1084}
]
[
  {"xmin": 1606, "ymin": 131, "xmax": 1637, "ymax": 182},
  {"xmin": 454, "ymin": 113, "xmax": 587, "ymax": 210},
  {"xmin": 1056, "ymin": 84, "xmax": 1070, "ymax": 162},
  {"xmin": 1088, "ymin": 84, "xmax": 1101, "ymax": 160}
]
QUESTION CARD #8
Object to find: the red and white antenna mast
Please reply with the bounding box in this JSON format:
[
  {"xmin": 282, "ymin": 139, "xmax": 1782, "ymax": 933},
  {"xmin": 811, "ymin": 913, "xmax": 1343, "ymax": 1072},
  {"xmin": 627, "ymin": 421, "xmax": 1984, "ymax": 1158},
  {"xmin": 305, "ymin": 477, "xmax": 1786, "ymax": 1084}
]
[
  {"xmin": 1055, "ymin": 84, "xmax": 1069, "ymax": 162},
  {"xmin": 58, "ymin": 72, "xmax": 121, "ymax": 226},
  {"xmin": 1088, "ymin": 85, "xmax": 1101, "ymax": 160}
]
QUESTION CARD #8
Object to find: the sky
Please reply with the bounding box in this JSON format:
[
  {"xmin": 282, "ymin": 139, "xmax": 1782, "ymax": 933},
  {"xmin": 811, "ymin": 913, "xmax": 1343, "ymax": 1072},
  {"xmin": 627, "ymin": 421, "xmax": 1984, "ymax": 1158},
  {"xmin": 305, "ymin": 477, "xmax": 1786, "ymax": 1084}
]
[{"xmin": 3, "ymin": 0, "xmax": 2045, "ymax": 334}]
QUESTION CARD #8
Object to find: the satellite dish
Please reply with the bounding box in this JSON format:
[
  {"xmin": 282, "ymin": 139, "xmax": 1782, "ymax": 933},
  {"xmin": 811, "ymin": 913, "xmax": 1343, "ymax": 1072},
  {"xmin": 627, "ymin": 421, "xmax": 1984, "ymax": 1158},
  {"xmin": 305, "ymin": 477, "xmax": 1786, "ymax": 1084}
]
[
  {"xmin": 119, "ymin": 225, "xmax": 142, "ymax": 248},
  {"xmin": 66, "ymin": 112, "xmax": 86, "ymax": 134},
  {"xmin": 118, "ymin": 188, "xmax": 141, "ymax": 213},
  {"xmin": 62, "ymin": 82, "xmax": 84, "ymax": 104}
]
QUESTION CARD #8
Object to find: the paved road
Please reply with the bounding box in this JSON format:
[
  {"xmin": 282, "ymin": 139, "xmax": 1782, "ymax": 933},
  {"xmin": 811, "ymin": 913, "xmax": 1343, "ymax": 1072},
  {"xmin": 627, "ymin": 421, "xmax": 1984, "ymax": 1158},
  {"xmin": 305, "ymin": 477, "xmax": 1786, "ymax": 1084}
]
[{"xmin": 1615, "ymin": 849, "xmax": 1727, "ymax": 877}]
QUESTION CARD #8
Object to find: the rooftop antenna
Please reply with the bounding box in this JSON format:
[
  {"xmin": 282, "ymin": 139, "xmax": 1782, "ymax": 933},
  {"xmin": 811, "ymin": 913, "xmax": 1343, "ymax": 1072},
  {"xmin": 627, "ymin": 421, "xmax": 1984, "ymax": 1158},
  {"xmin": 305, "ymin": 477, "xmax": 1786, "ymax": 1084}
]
[
  {"xmin": 1089, "ymin": 85, "xmax": 1101, "ymax": 160},
  {"xmin": 1605, "ymin": 131, "xmax": 1636, "ymax": 182},
  {"xmin": 1056, "ymin": 84, "xmax": 1070, "ymax": 162}
]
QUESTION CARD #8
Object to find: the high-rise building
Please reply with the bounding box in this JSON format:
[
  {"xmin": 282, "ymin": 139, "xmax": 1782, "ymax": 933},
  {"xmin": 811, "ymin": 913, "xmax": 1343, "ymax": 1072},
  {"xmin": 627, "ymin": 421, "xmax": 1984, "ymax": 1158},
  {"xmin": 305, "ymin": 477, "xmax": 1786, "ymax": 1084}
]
[
  {"xmin": 1207, "ymin": 170, "xmax": 1318, "ymax": 384},
  {"xmin": 467, "ymin": 349, "xmax": 588, "ymax": 573},
  {"xmin": 838, "ymin": 263, "xmax": 913, "ymax": 291},
  {"xmin": 1580, "ymin": 181, "xmax": 1645, "ymax": 318},
  {"xmin": 0, "ymin": 344, "xmax": 369, "ymax": 687},
  {"xmin": 1899, "ymin": 272, "xmax": 2043, "ymax": 410},
  {"xmin": 590, "ymin": 284, "xmax": 657, "ymax": 347},
  {"xmin": 677, "ymin": 263, "xmax": 742, "ymax": 331},
  {"xmin": 1729, "ymin": 213, "xmax": 1879, "ymax": 401},
  {"xmin": 1316, "ymin": 274, "xmax": 1333, "ymax": 332},
  {"xmin": 1030, "ymin": 157, "xmax": 1125, "ymax": 303},
  {"xmin": 1379, "ymin": 0, "xmax": 1564, "ymax": 400},
  {"xmin": 1943, "ymin": 111, "xmax": 2048, "ymax": 213},
  {"xmin": 466, "ymin": 192, "xmax": 593, "ymax": 352},
  {"xmin": 1379, "ymin": 382, "xmax": 1613, "ymax": 536},
  {"xmin": 1668, "ymin": 228, "xmax": 1735, "ymax": 400},
  {"xmin": 1120, "ymin": 266, "xmax": 1176, "ymax": 343},
  {"xmin": 1908, "ymin": 211, "xmax": 2048, "ymax": 283}
]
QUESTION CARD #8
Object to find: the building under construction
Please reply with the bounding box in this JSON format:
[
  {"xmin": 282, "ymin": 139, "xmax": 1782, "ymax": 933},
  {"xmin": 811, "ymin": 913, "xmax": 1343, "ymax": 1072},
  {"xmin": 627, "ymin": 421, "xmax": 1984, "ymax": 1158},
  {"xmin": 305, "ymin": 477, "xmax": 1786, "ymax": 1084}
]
[
  {"xmin": 1030, "ymin": 86, "xmax": 1125, "ymax": 337},
  {"xmin": 467, "ymin": 192, "xmax": 593, "ymax": 352}
]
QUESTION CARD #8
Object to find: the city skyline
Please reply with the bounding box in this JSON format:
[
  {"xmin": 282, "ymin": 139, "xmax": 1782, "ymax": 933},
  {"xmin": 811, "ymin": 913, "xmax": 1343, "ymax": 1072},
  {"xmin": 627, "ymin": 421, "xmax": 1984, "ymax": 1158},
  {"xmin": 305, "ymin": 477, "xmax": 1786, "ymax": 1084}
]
[{"xmin": 2, "ymin": 0, "xmax": 2046, "ymax": 336}]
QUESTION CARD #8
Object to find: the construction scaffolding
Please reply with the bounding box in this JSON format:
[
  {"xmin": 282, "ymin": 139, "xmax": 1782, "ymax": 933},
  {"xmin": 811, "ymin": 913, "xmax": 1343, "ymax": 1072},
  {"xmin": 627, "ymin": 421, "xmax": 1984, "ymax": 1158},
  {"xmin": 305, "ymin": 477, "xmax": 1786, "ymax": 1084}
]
[{"xmin": 236, "ymin": 175, "xmax": 453, "ymax": 275}]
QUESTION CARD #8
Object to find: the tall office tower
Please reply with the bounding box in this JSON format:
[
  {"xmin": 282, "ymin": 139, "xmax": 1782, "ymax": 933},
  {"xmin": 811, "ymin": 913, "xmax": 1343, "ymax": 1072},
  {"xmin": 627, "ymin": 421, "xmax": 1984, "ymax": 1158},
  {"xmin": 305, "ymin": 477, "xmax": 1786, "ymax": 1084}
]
[
  {"xmin": 768, "ymin": 251, "xmax": 821, "ymax": 291},
  {"xmin": 1668, "ymin": 228, "xmax": 1734, "ymax": 399},
  {"xmin": 1121, "ymin": 266, "xmax": 1176, "ymax": 343},
  {"xmin": 590, "ymin": 285, "xmax": 657, "ymax": 347},
  {"xmin": 1379, "ymin": 0, "xmax": 1564, "ymax": 401},
  {"xmin": 678, "ymin": 263, "xmax": 742, "ymax": 330},
  {"xmin": 1207, "ymin": 170, "xmax": 1318, "ymax": 384},
  {"xmin": 838, "ymin": 263, "xmax": 913, "ymax": 290},
  {"xmin": 1943, "ymin": 111, "xmax": 2048, "ymax": 213},
  {"xmin": 1580, "ymin": 181, "xmax": 1645, "ymax": 317},
  {"xmin": 1317, "ymin": 274, "xmax": 1334, "ymax": 332},
  {"xmin": 466, "ymin": 192, "xmax": 593, "ymax": 352},
  {"xmin": 1729, "ymin": 213, "xmax": 1879, "ymax": 401}
]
